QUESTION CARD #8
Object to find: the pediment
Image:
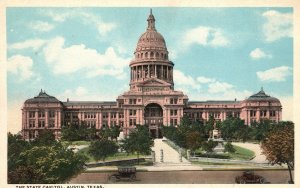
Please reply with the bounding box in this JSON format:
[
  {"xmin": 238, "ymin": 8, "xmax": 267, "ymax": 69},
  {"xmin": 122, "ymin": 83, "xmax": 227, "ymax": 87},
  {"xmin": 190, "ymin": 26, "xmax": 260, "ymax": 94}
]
[{"xmin": 138, "ymin": 78, "xmax": 171, "ymax": 87}]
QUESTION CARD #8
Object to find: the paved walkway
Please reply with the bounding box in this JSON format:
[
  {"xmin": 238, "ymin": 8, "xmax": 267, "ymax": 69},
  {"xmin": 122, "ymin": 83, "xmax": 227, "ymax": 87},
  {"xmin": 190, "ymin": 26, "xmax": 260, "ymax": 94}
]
[
  {"xmin": 232, "ymin": 142, "xmax": 268, "ymax": 163},
  {"xmin": 151, "ymin": 138, "xmax": 189, "ymax": 163}
]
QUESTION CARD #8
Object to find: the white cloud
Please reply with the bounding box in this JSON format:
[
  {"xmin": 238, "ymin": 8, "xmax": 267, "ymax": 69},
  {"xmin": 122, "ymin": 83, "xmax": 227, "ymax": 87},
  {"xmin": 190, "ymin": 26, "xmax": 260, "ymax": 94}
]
[
  {"xmin": 43, "ymin": 10, "xmax": 116, "ymax": 36},
  {"xmin": 57, "ymin": 86, "xmax": 116, "ymax": 101},
  {"xmin": 43, "ymin": 36, "xmax": 130, "ymax": 79},
  {"xmin": 262, "ymin": 10, "xmax": 293, "ymax": 42},
  {"xmin": 9, "ymin": 39, "xmax": 47, "ymax": 50},
  {"xmin": 29, "ymin": 21, "xmax": 54, "ymax": 32},
  {"xmin": 257, "ymin": 66, "xmax": 292, "ymax": 82},
  {"xmin": 196, "ymin": 76, "xmax": 215, "ymax": 84},
  {"xmin": 173, "ymin": 70, "xmax": 200, "ymax": 89},
  {"xmin": 7, "ymin": 55, "xmax": 34, "ymax": 81},
  {"xmin": 183, "ymin": 26, "xmax": 229, "ymax": 48},
  {"xmin": 250, "ymin": 48, "xmax": 272, "ymax": 60},
  {"xmin": 208, "ymin": 81, "xmax": 233, "ymax": 93}
]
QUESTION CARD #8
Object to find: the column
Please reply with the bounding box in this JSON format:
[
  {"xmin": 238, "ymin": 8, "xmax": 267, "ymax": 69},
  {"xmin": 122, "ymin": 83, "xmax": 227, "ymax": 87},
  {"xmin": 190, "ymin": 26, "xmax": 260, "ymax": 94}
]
[
  {"xmin": 108, "ymin": 112, "xmax": 111, "ymax": 128},
  {"xmin": 155, "ymin": 65, "xmax": 157, "ymax": 77},
  {"xmin": 55, "ymin": 111, "xmax": 58, "ymax": 128},
  {"xmin": 267, "ymin": 110, "xmax": 270, "ymax": 118},
  {"xmin": 45, "ymin": 110, "xmax": 49, "ymax": 128},
  {"xmin": 35, "ymin": 110, "xmax": 38, "ymax": 128},
  {"xmin": 26, "ymin": 111, "xmax": 29, "ymax": 129},
  {"xmin": 161, "ymin": 65, "xmax": 163, "ymax": 79},
  {"xmin": 99, "ymin": 112, "xmax": 103, "ymax": 129},
  {"xmin": 96, "ymin": 112, "xmax": 99, "ymax": 129},
  {"xmin": 58, "ymin": 110, "xmax": 61, "ymax": 128},
  {"xmin": 166, "ymin": 66, "xmax": 169, "ymax": 81},
  {"xmin": 116, "ymin": 112, "xmax": 119, "ymax": 126},
  {"xmin": 256, "ymin": 110, "xmax": 260, "ymax": 122},
  {"xmin": 142, "ymin": 66, "xmax": 144, "ymax": 80}
]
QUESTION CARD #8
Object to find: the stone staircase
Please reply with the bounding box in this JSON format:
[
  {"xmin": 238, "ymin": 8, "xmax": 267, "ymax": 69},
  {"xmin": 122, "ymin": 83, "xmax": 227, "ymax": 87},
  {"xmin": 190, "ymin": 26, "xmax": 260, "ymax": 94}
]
[{"xmin": 151, "ymin": 138, "xmax": 190, "ymax": 164}]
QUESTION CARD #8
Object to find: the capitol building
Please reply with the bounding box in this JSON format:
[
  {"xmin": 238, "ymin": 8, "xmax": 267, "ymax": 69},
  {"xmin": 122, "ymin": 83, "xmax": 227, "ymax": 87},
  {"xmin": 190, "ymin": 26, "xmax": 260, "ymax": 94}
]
[{"xmin": 21, "ymin": 11, "xmax": 282, "ymax": 140}]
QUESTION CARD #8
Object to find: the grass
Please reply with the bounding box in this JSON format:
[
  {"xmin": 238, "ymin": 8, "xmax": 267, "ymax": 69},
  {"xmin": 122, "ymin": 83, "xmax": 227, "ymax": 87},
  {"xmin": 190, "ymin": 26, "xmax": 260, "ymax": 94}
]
[
  {"xmin": 229, "ymin": 145, "xmax": 255, "ymax": 160},
  {"xmin": 77, "ymin": 147, "xmax": 148, "ymax": 163},
  {"xmin": 191, "ymin": 145, "xmax": 255, "ymax": 161}
]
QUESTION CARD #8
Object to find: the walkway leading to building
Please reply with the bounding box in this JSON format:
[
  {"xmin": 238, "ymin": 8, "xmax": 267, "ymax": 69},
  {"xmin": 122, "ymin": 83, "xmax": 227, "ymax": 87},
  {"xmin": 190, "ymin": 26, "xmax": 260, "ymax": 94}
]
[
  {"xmin": 232, "ymin": 142, "xmax": 268, "ymax": 163},
  {"xmin": 151, "ymin": 138, "xmax": 189, "ymax": 164}
]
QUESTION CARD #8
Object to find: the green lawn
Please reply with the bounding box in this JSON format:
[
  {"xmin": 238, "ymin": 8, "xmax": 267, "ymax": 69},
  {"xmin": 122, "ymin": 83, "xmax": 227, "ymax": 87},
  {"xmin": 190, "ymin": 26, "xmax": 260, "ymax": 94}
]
[
  {"xmin": 229, "ymin": 145, "xmax": 255, "ymax": 160},
  {"xmin": 192, "ymin": 145, "xmax": 255, "ymax": 161},
  {"xmin": 77, "ymin": 147, "xmax": 147, "ymax": 163}
]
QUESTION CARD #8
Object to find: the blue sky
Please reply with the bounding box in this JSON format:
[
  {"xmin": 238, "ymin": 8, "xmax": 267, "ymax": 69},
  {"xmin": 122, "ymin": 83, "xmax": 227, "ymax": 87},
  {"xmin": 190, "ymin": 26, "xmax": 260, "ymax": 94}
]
[{"xmin": 6, "ymin": 8, "xmax": 293, "ymax": 133}]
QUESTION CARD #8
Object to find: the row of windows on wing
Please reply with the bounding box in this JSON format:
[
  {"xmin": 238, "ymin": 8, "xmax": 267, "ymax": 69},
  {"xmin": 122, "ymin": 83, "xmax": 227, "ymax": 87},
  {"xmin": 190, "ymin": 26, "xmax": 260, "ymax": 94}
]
[
  {"xmin": 64, "ymin": 112, "xmax": 125, "ymax": 119},
  {"xmin": 135, "ymin": 51, "xmax": 168, "ymax": 60},
  {"xmin": 28, "ymin": 111, "xmax": 55, "ymax": 118},
  {"xmin": 28, "ymin": 119, "xmax": 54, "ymax": 128},
  {"xmin": 249, "ymin": 110, "xmax": 277, "ymax": 117},
  {"xmin": 64, "ymin": 120, "xmax": 124, "ymax": 127},
  {"xmin": 126, "ymin": 98, "xmax": 178, "ymax": 105}
]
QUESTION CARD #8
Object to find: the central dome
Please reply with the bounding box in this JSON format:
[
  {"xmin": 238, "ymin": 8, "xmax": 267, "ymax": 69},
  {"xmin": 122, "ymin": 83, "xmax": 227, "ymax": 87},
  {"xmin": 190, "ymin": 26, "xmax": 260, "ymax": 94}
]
[{"xmin": 135, "ymin": 10, "xmax": 167, "ymax": 52}]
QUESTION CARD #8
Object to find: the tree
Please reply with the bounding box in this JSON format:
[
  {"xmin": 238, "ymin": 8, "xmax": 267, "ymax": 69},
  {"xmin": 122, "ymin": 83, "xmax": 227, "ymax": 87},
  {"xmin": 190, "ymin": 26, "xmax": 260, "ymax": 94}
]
[
  {"xmin": 121, "ymin": 125, "xmax": 154, "ymax": 163},
  {"xmin": 32, "ymin": 129, "xmax": 57, "ymax": 146},
  {"xmin": 261, "ymin": 122, "xmax": 294, "ymax": 183},
  {"xmin": 205, "ymin": 115, "xmax": 215, "ymax": 137},
  {"xmin": 88, "ymin": 139, "xmax": 118, "ymax": 162},
  {"xmin": 8, "ymin": 133, "xmax": 30, "ymax": 173},
  {"xmin": 186, "ymin": 132, "xmax": 203, "ymax": 155},
  {"xmin": 110, "ymin": 125, "xmax": 121, "ymax": 141},
  {"xmin": 202, "ymin": 140, "xmax": 218, "ymax": 153},
  {"xmin": 8, "ymin": 144, "xmax": 86, "ymax": 183},
  {"xmin": 61, "ymin": 122, "xmax": 96, "ymax": 141},
  {"xmin": 224, "ymin": 142, "xmax": 236, "ymax": 153}
]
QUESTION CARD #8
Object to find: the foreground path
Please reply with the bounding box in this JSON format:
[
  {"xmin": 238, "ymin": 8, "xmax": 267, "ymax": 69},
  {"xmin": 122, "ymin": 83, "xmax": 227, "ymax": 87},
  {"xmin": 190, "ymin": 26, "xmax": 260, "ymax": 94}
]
[
  {"xmin": 232, "ymin": 142, "xmax": 268, "ymax": 163},
  {"xmin": 151, "ymin": 138, "xmax": 189, "ymax": 163}
]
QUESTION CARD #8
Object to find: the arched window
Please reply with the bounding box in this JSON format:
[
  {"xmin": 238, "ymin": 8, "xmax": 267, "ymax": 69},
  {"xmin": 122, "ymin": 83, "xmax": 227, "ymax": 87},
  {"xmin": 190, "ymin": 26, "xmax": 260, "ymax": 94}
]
[
  {"xmin": 141, "ymin": 53, "xmax": 144, "ymax": 59},
  {"xmin": 164, "ymin": 54, "xmax": 167, "ymax": 59},
  {"xmin": 150, "ymin": 52, "xmax": 154, "ymax": 59},
  {"xmin": 145, "ymin": 52, "xmax": 148, "ymax": 59},
  {"xmin": 137, "ymin": 53, "xmax": 140, "ymax": 58},
  {"xmin": 155, "ymin": 52, "xmax": 159, "ymax": 58},
  {"xmin": 161, "ymin": 53, "xmax": 164, "ymax": 59}
]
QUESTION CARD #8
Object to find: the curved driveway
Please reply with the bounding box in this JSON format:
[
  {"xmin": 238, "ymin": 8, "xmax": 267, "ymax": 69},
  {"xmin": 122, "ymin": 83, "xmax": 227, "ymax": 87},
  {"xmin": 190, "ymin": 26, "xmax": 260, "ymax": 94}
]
[{"xmin": 232, "ymin": 142, "xmax": 268, "ymax": 163}]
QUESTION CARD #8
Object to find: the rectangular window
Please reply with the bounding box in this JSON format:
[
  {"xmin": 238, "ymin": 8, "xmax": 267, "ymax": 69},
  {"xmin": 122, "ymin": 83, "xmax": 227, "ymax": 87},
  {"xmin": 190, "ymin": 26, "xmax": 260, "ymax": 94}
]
[
  {"xmin": 119, "ymin": 113, "xmax": 124, "ymax": 118},
  {"xmin": 29, "ymin": 111, "xmax": 35, "ymax": 118},
  {"xmin": 49, "ymin": 111, "xmax": 55, "ymax": 118},
  {"xmin": 38, "ymin": 111, "xmax": 45, "ymax": 118},
  {"xmin": 29, "ymin": 120, "xmax": 35, "ymax": 128},
  {"xmin": 260, "ymin": 110, "xmax": 267, "ymax": 117},
  {"xmin": 111, "ymin": 112, "xmax": 116, "ymax": 118},
  {"xmin": 102, "ymin": 113, "xmax": 108, "ymax": 119},
  {"xmin": 49, "ymin": 120, "xmax": 55, "ymax": 128},
  {"xmin": 270, "ymin": 111, "xmax": 276, "ymax": 117},
  {"xmin": 38, "ymin": 120, "xmax": 45, "ymax": 128},
  {"xmin": 129, "ymin": 110, "xmax": 136, "ymax": 116},
  {"xmin": 250, "ymin": 110, "xmax": 256, "ymax": 117}
]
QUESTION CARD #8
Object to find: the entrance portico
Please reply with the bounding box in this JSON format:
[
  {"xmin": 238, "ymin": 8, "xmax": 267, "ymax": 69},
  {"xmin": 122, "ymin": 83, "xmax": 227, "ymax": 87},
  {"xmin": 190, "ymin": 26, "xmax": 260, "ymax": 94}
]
[{"xmin": 144, "ymin": 103, "xmax": 163, "ymax": 138}]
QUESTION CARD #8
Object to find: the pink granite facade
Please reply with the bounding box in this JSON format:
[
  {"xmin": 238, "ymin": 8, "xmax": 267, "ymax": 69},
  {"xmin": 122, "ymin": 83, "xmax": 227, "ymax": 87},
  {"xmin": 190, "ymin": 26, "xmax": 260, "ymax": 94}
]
[{"xmin": 21, "ymin": 11, "xmax": 282, "ymax": 140}]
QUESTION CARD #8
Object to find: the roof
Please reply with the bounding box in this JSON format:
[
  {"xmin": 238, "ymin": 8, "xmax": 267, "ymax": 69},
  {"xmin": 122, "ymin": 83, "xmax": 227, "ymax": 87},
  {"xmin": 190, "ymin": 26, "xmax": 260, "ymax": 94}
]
[
  {"xmin": 246, "ymin": 88, "xmax": 280, "ymax": 102},
  {"xmin": 136, "ymin": 10, "xmax": 167, "ymax": 51},
  {"xmin": 25, "ymin": 90, "xmax": 61, "ymax": 103},
  {"xmin": 188, "ymin": 100, "xmax": 240, "ymax": 104},
  {"xmin": 63, "ymin": 101, "xmax": 117, "ymax": 106}
]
